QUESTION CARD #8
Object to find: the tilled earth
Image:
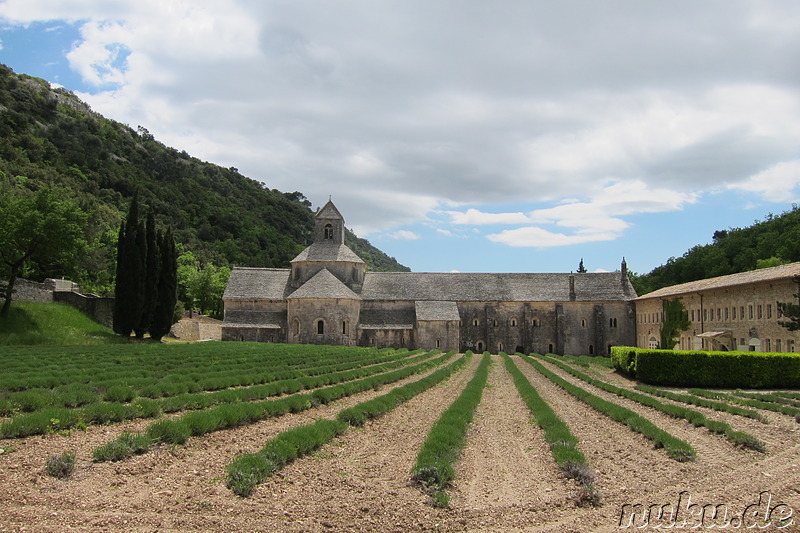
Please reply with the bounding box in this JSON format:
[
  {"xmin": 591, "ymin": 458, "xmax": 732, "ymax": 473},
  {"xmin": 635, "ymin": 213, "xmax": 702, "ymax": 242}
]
[{"xmin": 1, "ymin": 355, "xmax": 799, "ymax": 532}]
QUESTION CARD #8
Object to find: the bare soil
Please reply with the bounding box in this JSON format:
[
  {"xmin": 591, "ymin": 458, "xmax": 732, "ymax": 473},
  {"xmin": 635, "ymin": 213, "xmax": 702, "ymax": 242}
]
[{"xmin": 1, "ymin": 355, "xmax": 799, "ymax": 532}]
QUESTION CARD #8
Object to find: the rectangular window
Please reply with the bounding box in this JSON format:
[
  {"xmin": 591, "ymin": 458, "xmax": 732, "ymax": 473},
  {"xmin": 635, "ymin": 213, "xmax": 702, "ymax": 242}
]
[
  {"xmin": 757, "ymin": 305, "xmax": 763, "ymax": 319},
  {"xmin": 724, "ymin": 307, "xmax": 729, "ymax": 320},
  {"xmin": 691, "ymin": 310, "xmax": 695, "ymax": 321},
  {"xmin": 767, "ymin": 304, "xmax": 772, "ymax": 319},
  {"xmin": 703, "ymin": 309, "xmax": 708, "ymax": 321},
  {"xmin": 777, "ymin": 339, "xmax": 782, "ymax": 352},
  {"xmin": 732, "ymin": 307, "xmax": 736, "ymax": 319},
  {"xmin": 740, "ymin": 306, "xmax": 745, "ymax": 320},
  {"xmin": 716, "ymin": 308, "xmax": 721, "ymax": 321},
  {"xmin": 749, "ymin": 305, "xmax": 754, "ymax": 319},
  {"xmin": 766, "ymin": 339, "xmax": 772, "ymax": 351}
]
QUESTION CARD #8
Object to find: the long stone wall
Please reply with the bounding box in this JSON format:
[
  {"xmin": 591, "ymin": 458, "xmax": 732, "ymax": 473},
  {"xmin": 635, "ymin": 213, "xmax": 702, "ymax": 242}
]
[{"xmin": 7, "ymin": 278, "xmax": 113, "ymax": 327}]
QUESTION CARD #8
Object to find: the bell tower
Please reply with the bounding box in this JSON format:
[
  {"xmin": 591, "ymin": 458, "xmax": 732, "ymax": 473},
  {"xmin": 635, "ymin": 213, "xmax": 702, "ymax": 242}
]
[{"xmin": 314, "ymin": 199, "xmax": 345, "ymax": 244}]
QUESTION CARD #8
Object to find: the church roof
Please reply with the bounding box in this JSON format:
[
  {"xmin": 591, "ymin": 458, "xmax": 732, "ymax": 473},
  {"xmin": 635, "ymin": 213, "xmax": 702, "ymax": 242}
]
[
  {"xmin": 223, "ymin": 268, "xmax": 636, "ymax": 302},
  {"xmin": 223, "ymin": 309, "xmax": 286, "ymax": 329},
  {"xmin": 415, "ymin": 300, "xmax": 460, "ymax": 321},
  {"xmin": 222, "ymin": 267, "xmax": 290, "ymax": 300},
  {"xmin": 634, "ymin": 261, "xmax": 800, "ymax": 300},
  {"xmin": 360, "ymin": 272, "xmax": 635, "ymax": 302},
  {"xmin": 316, "ymin": 199, "xmax": 344, "ymax": 220},
  {"xmin": 288, "ymin": 268, "xmax": 361, "ymax": 300},
  {"xmin": 290, "ymin": 242, "xmax": 365, "ymax": 264}
]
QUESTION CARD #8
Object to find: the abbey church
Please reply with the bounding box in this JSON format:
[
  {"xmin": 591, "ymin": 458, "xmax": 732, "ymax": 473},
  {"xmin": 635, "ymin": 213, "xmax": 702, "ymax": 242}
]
[{"xmin": 222, "ymin": 200, "xmax": 638, "ymax": 354}]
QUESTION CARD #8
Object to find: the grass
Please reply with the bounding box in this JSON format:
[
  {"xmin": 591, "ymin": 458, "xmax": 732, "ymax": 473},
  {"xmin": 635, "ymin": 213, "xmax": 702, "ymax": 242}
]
[
  {"xmin": 502, "ymin": 354, "xmax": 600, "ymax": 506},
  {"xmin": 690, "ymin": 388, "xmax": 800, "ymax": 417},
  {"xmin": 541, "ymin": 354, "xmax": 765, "ymax": 453},
  {"xmin": 634, "ymin": 385, "xmax": 768, "ymax": 423},
  {"xmin": 0, "ymin": 302, "xmax": 123, "ymax": 345},
  {"xmin": 411, "ymin": 353, "xmax": 491, "ymax": 507},
  {"xmin": 523, "ymin": 355, "xmax": 696, "ymax": 462}
]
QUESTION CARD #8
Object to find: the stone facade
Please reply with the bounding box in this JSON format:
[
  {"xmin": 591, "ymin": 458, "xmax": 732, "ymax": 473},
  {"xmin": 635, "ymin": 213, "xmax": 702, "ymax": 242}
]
[
  {"xmin": 634, "ymin": 263, "xmax": 800, "ymax": 352},
  {"xmin": 222, "ymin": 200, "xmax": 638, "ymax": 354}
]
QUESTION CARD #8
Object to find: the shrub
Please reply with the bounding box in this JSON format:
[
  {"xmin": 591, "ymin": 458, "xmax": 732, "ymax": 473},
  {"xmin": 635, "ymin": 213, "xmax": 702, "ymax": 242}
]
[
  {"xmin": 104, "ymin": 385, "xmax": 136, "ymax": 403},
  {"xmin": 45, "ymin": 451, "xmax": 76, "ymax": 479},
  {"xmin": 146, "ymin": 419, "xmax": 190, "ymax": 444}
]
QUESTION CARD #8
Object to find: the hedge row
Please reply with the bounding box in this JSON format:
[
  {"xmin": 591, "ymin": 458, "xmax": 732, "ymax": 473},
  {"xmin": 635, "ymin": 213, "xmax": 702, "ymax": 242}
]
[
  {"xmin": 543, "ymin": 355, "xmax": 765, "ymax": 452},
  {"xmin": 503, "ymin": 355, "xmax": 599, "ymax": 506},
  {"xmin": 412, "ymin": 353, "xmax": 491, "ymax": 507},
  {"xmin": 610, "ymin": 347, "xmax": 800, "ymax": 388},
  {"xmin": 523, "ymin": 356, "xmax": 696, "ymax": 462},
  {"xmin": 226, "ymin": 352, "xmax": 472, "ymax": 497}
]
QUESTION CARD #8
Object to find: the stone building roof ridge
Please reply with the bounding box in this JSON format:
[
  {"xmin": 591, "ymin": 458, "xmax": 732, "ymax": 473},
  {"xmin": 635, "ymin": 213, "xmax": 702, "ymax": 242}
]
[
  {"xmin": 288, "ymin": 268, "xmax": 361, "ymax": 300},
  {"xmin": 290, "ymin": 242, "xmax": 365, "ymax": 264}
]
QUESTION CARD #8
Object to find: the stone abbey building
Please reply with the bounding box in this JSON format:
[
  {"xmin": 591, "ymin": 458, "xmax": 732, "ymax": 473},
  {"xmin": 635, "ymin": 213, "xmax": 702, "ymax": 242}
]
[{"xmin": 222, "ymin": 200, "xmax": 638, "ymax": 354}]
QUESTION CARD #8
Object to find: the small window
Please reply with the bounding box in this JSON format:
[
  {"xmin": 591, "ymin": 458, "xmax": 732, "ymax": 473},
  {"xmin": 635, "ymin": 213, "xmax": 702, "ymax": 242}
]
[
  {"xmin": 498, "ymin": 342, "xmax": 504, "ymax": 353},
  {"xmin": 609, "ymin": 317, "xmax": 617, "ymax": 328},
  {"xmin": 588, "ymin": 344, "xmax": 594, "ymax": 355},
  {"xmin": 724, "ymin": 307, "xmax": 729, "ymax": 320},
  {"xmin": 532, "ymin": 318, "xmax": 540, "ymax": 327},
  {"xmin": 510, "ymin": 318, "xmax": 518, "ymax": 327},
  {"xmin": 293, "ymin": 318, "xmax": 300, "ymax": 336},
  {"xmin": 716, "ymin": 308, "xmax": 721, "ymax": 321},
  {"xmin": 548, "ymin": 343, "xmax": 554, "ymax": 353},
  {"xmin": 493, "ymin": 319, "xmax": 498, "ymax": 327},
  {"xmin": 740, "ymin": 306, "xmax": 745, "ymax": 319},
  {"xmin": 473, "ymin": 318, "xmax": 479, "ymax": 327},
  {"xmin": 691, "ymin": 310, "xmax": 695, "ymax": 321},
  {"xmin": 767, "ymin": 304, "xmax": 773, "ymax": 319},
  {"xmin": 324, "ymin": 223, "xmax": 334, "ymax": 240},
  {"xmin": 581, "ymin": 318, "xmax": 587, "ymax": 328},
  {"xmin": 749, "ymin": 305, "xmax": 754, "ymax": 319},
  {"xmin": 766, "ymin": 339, "xmax": 772, "ymax": 351},
  {"xmin": 777, "ymin": 339, "xmax": 782, "ymax": 352},
  {"xmin": 436, "ymin": 339, "xmax": 440, "ymax": 349},
  {"xmin": 757, "ymin": 305, "xmax": 763, "ymax": 319},
  {"xmin": 317, "ymin": 320, "xmax": 324, "ymax": 335},
  {"xmin": 342, "ymin": 320, "xmax": 348, "ymax": 335}
]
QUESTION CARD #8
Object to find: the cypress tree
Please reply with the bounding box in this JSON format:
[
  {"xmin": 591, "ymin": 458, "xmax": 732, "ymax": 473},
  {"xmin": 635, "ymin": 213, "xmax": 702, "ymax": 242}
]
[
  {"xmin": 113, "ymin": 194, "xmax": 146, "ymax": 337},
  {"xmin": 150, "ymin": 227, "xmax": 178, "ymax": 341},
  {"xmin": 135, "ymin": 210, "xmax": 160, "ymax": 338}
]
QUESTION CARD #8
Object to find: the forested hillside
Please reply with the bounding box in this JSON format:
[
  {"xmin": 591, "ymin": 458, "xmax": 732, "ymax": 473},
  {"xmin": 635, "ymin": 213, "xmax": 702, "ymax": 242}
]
[
  {"xmin": 0, "ymin": 64, "xmax": 407, "ymax": 295},
  {"xmin": 631, "ymin": 206, "xmax": 800, "ymax": 295}
]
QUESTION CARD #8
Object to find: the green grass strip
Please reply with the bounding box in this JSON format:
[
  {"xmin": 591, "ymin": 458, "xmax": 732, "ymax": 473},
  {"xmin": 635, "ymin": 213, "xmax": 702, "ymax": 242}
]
[
  {"xmin": 226, "ymin": 352, "xmax": 472, "ymax": 497},
  {"xmin": 541, "ymin": 355, "xmax": 764, "ymax": 453},
  {"xmin": 522, "ymin": 356, "xmax": 696, "ymax": 462},
  {"xmin": 733, "ymin": 391, "xmax": 800, "ymax": 409},
  {"xmin": 411, "ymin": 354, "xmax": 491, "ymax": 508},
  {"xmin": 633, "ymin": 385, "xmax": 768, "ymax": 423},
  {"xmin": 690, "ymin": 389, "xmax": 800, "ymax": 417},
  {"xmin": 502, "ymin": 354, "xmax": 599, "ymax": 506},
  {"xmin": 92, "ymin": 351, "xmax": 455, "ymax": 462}
]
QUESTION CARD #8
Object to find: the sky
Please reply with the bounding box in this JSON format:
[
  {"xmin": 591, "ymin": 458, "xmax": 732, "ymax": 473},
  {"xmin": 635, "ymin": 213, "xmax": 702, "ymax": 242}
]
[{"xmin": 1, "ymin": 1, "xmax": 799, "ymax": 275}]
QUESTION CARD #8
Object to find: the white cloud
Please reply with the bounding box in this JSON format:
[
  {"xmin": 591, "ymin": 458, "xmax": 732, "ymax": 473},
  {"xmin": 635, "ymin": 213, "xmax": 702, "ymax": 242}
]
[
  {"xmin": 389, "ymin": 230, "xmax": 420, "ymax": 240},
  {"xmin": 445, "ymin": 208, "xmax": 530, "ymax": 226},
  {"xmin": 488, "ymin": 226, "xmax": 618, "ymax": 248},
  {"xmin": 727, "ymin": 160, "xmax": 800, "ymax": 202},
  {"xmin": 436, "ymin": 228, "xmax": 453, "ymax": 237}
]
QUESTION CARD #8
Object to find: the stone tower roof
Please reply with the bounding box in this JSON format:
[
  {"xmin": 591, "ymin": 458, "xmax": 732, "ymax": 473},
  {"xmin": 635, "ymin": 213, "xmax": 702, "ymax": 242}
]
[
  {"xmin": 316, "ymin": 199, "xmax": 344, "ymax": 221},
  {"xmin": 288, "ymin": 268, "xmax": 361, "ymax": 300},
  {"xmin": 290, "ymin": 242, "xmax": 365, "ymax": 264}
]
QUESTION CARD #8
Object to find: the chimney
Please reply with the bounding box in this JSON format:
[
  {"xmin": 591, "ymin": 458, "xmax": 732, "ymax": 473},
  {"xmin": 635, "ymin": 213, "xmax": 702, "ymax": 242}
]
[{"xmin": 569, "ymin": 274, "xmax": 576, "ymax": 301}]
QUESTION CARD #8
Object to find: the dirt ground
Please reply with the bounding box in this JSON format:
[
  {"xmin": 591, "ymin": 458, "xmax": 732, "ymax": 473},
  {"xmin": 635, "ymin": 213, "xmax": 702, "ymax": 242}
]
[{"xmin": 1, "ymin": 355, "xmax": 799, "ymax": 532}]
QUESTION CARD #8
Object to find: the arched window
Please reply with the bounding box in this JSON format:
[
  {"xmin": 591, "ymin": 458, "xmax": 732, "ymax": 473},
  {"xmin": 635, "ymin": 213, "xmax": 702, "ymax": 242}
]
[
  {"xmin": 293, "ymin": 318, "xmax": 300, "ymax": 336},
  {"xmin": 510, "ymin": 318, "xmax": 518, "ymax": 327},
  {"xmin": 581, "ymin": 318, "xmax": 587, "ymax": 328},
  {"xmin": 317, "ymin": 320, "xmax": 324, "ymax": 335},
  {"xmin": 548, "ymin": 343, "xmax": 554, "ymax": 353},
  {"xmin": 473, "ymin": 318, "xmax": 479, "ymax": 327},
  {"xmin": 533, "ymin": 318, "xmax": 540, "ymax": 327},
  {"xmin": 342, "ymin": 320, "xmax": 348, "ymax": 335},
  {"xmin": 324, "ymin": 223, "xmax": 334, "ymax": 240},
  {"xmin": 588, "ymin": 344, "xmax": 594, "ymax": 355},
  {"xmin": 493, "ymin": 319, "xmax": 497, "ymax": 327},
  {"xmin": 498, "ymin": 342, "xmax": 504, "ymax": 353}
]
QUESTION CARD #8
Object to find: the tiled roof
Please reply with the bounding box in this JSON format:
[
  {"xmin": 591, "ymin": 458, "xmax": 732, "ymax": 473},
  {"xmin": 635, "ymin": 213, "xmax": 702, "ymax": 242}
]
[
  {"xmin": 360, "ymin": 272, "xmax": 635, "ymax": 302},
  {"xmin": 222, "ymin": 267, "xmax": 290, "ymax": 300},
  {"xmin": 316, "ymin": 200, "xmax": 344, "ymax": 220},
  {"xmin": 223, "ymin": 309, "xmax": 286, "ymax": 328},
  {"xmin": 359, "ymin": 307, "xmax": 415, "ymax": 328},
  {"xmin": 288, "ymin": 268, "xmax": 361, "ymax": 300},
  {"xmin": 290, "ymin": 242, "xmax": 365, "ymax": 264},
  {"xmin": 224, "ymin": 268, "xmax": 636, "ymax": 303},
  {"xmin": 415, "ymin": 300, "xmax": 460, "ymax": 321},
  {"xmin": 634, "ymin": 262, "xmax": 800, "ymax": 300}
]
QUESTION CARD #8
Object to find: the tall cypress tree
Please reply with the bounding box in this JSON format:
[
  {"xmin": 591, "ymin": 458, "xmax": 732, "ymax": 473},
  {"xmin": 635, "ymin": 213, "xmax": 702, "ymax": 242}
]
[
  {"xmin": 150, "ymin": 227, "xmax": 178, "ymax": 341},
  {"xmin": 135, "ymin": 210, "xmax": 160, "ymax": 338},
  {"xmin": 113, "ymin": 194, "xmax": 145, "ymax": 337}
]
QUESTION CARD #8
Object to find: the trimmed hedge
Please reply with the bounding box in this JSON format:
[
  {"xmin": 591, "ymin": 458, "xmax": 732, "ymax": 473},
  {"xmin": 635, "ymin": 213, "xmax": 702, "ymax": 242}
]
[{"xmin": 610, "ymin": 346, "xmax": 800, "ymax": 388}]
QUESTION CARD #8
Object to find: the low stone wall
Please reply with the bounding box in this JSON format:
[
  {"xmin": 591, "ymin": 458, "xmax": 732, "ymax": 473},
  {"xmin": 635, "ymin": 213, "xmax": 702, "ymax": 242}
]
[
  {"xmin": 7, "ymin": 278, "xmax": 54, "ymax": 303},
  {"xmin": 53, "ymin": 291, "xmax": 114, "ymax": 328},
  {"xmin": 171, "ymin": 316, "xmax": 222, "ymax": 341}
]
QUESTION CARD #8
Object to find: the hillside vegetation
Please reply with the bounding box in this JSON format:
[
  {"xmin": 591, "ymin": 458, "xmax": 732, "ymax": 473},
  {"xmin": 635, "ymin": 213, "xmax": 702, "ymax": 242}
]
[
  {"xmin": 0, "ymin": 301, "xmax": 122, "ymax": 345},
  {"xmin": 0, "ymin": 64, "xmax": 408, "ymax": 295},
  {"xmin": 632, "ymin": 206, "xmax": 800, "ymax": 295}
]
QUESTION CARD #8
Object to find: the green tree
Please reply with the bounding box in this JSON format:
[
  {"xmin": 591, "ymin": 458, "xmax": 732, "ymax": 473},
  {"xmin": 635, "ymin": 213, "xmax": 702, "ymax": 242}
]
[
  {"xmin": 179, "ymin": 259, "xmax": 231, "ymax": 319},
  {"xmin": 659, "ymin": 298, "xmax": 691, "ymax": 350},
  {"xmin": 150, "ymin": 228, "xmax": 178, "ymax": 340},
  {"xmin": 777, "ymin": 288, "xmax": 800, "ymax": 332},
  {"xmin": 0, "ymin": 185, "xmax": 87, "ymax": 316},
  {"xmin": 756, "ymin": 257, "xmax": 789, "ymax": 270},
  {"xmin": 135, "ymin": 210, "xmax": 159, "ymax": 338},
  {"xmin": 113, "ymin": 194, "xmax": 146, "ymax": 337},
  {"xmin": 577, "ymin": 258, "xmax": 587, "ymax": 273}
]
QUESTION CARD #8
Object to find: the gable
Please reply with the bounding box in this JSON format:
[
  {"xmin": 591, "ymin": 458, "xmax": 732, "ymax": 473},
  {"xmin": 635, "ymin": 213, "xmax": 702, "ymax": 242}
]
[{"xmin": 288, "ymin": 268, "xmax": 360, "ymax": 300}]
